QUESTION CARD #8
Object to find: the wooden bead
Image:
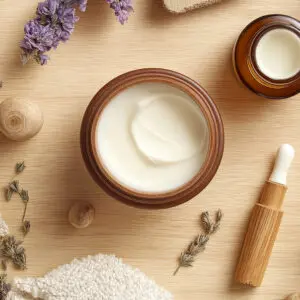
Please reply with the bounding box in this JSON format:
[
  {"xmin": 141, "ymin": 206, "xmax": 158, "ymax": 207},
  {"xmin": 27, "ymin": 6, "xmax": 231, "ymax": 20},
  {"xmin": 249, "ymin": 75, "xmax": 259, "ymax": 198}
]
[
  {"xmin": 0, "ymin": 98, "xmax": 43, "ymax": 141},
  {"xmin": 68, "ymin": 201, "xmax": 95, "ymax": 229}
]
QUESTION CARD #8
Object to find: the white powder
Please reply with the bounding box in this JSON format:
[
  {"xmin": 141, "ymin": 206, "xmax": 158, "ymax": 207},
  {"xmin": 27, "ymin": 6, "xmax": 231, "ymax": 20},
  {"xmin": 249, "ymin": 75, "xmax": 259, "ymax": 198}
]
[{"xmin": 9, "ymin": 254, "xmax": 173, "ymax": 300}]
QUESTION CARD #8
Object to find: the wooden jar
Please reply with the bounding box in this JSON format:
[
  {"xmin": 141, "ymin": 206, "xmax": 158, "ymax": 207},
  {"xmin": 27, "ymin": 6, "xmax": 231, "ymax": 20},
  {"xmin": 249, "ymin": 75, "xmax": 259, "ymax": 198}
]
[
  {"xmin": 80, "ymin": 68, "xmax": 224, "ymax": 209},
  {"xmin": 233, "ymin": 14, "xmax": 300, "ymax": 99}
]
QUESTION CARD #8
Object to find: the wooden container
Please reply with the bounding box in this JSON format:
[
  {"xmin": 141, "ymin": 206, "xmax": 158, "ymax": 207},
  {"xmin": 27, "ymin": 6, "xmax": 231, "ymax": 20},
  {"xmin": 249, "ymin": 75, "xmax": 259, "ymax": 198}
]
[
  {"xmin": 80, "ymin": 68, "xmax": 224, "ymax": 209},
  {"xmin": 233, "ymin": 14, "xmax": 300, "ymax": 99}
]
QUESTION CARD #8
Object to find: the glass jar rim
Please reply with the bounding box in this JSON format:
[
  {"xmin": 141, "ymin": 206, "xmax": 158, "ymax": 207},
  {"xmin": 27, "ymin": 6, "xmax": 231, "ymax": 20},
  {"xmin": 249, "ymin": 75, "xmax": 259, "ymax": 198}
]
[{"xmin": 250, "ymin": 24, "xmax": 300, "ymax": 85}]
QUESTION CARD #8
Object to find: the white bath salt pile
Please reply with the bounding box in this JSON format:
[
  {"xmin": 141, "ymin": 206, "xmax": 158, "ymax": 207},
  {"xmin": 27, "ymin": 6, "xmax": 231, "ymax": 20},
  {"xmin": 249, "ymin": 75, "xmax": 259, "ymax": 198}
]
[
  {"xmin": 0, "ymin": 214, "xmax": 9, "ymax": 236},
  {"xmin": 8, "ymin": 254, "xmax": 173, "ymax": 300}
]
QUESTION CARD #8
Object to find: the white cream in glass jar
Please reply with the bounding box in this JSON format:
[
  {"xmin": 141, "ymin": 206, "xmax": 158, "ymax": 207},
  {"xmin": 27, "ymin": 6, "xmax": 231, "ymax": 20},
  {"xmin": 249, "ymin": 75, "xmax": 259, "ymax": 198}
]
[{"xmin": 255, "ymin": 28, "xmax": 300, "ymax": 80}]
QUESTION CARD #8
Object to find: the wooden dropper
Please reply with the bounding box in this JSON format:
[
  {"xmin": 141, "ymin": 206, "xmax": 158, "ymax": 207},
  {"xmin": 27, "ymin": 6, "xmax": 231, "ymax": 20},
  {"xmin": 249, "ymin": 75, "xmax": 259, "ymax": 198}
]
[{"xmin": 235, "ymin": 144, "xmax": 295, "ymax": 287}]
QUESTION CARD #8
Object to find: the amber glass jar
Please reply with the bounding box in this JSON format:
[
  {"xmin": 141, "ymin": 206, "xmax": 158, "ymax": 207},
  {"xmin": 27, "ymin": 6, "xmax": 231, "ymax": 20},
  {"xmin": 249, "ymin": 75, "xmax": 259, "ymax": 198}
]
[{"xmin": 233, "ymin": 14, "xmax": 300, "ymax": 99}]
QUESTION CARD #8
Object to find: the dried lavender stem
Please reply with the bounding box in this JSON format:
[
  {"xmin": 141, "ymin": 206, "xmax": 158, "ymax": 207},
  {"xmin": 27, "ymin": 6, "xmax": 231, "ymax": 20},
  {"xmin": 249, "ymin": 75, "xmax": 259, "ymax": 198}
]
[
  {"xmin": 22, "ymin": 202, "xmax": 28, "ymax": 222},
  {"xmin": 4, "ymin": 162, "xmax": 31, "ymax": 236},
  {"xmin": 174, "ymin": 210, "xmax": 223, "ymax": 275},
  {"xmin": 173, "ymin": 265, "xmax": 181, "ymax": 276},
  {"xmin": 10, "ymin": 162, "xmax": 25, "ymax": 182}
]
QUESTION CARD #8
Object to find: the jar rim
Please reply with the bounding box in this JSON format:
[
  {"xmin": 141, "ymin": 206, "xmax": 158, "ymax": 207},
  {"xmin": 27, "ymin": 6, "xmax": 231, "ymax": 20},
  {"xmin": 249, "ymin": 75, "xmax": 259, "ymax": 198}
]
[{"xmin": 250, "ymin": 24, "xmax": 300, "ymax": 84}]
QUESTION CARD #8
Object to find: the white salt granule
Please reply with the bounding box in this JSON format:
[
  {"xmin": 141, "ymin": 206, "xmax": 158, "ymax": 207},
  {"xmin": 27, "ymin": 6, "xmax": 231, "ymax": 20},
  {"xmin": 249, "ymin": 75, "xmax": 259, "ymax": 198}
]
[{"xmin": 9, "ymin": 254, "xmax": 173, "ymax": 300}]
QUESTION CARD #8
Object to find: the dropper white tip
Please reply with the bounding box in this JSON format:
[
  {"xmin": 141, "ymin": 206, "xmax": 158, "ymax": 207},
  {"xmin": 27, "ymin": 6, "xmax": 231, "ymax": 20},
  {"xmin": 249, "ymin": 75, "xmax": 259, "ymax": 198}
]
[{"xmin": 269, "ymin": 144, "xmax": 295, "ymax": 185}]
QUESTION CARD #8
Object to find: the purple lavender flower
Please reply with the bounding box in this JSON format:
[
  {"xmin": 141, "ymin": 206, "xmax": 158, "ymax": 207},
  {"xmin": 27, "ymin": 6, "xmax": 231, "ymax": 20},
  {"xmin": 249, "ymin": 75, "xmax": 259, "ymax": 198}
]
[
  {"xmin": 21, "ymin": 0, "xmax": 133, "ymax": 65},
  {"xmin": 36, "ymin": 0, "xmax": 59, "ymax": 18},
  {"xmin": 106, "ymin": 0, "xmax": 133, "ymax": 25},
  {"xmin": 21, "ymin": 20, "xmax": 55, "ymax": 53},
  {"xmin": 20, "ymin": 20, "xmax": 56, "ymax": 65},
  {"xmin": 21, "ymin": 0, "xmax": 84, "ymax": 65},
  {"xmin": 62, "ymin": 0, "xmax": 87, "ymax": 12}
]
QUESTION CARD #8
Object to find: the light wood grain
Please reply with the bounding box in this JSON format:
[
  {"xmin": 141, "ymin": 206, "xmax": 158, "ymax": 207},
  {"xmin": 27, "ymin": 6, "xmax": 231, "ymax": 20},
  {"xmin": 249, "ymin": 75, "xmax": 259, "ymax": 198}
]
[{"xmin": 0, "ymin": 0, "xmax": 299, "ymax": 299}]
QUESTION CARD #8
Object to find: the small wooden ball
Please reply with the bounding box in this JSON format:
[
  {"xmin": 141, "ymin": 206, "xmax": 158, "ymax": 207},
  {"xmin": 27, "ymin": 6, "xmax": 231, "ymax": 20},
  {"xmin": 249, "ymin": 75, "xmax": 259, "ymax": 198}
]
[
  {"xmin": 68, "ymin": 201, "xmax": 95, "ymax": 229},
  {"xmin": 0, "ymin": 98, "xmax": 43, "ymax": 141},
  {"xmin": 286, "ymin": 293, "xmax": 300, "ymax": 300}
]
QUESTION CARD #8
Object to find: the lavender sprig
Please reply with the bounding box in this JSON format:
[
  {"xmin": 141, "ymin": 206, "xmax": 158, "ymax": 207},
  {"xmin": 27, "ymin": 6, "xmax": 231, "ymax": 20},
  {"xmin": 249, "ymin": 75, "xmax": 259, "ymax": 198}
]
[
  {"xmin": 21, "ymin": 0, "xmax": 133, "ymax": 65},
  {"xmin": 174, "ymin": 210, "xmax": 223, "ymax": 275},
  {"xmin": 20, "ymin": 0, "xmax": 86, "ymax": 65},
  {"xmin": 106, "ymin": 0, "xmax": 133, "ymax": 25}
]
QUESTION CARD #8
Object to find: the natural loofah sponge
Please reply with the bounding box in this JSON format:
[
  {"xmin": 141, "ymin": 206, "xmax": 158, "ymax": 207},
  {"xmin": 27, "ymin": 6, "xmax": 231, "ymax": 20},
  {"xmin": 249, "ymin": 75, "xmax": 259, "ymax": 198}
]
[
  {"xmin": 8, "ymin": 254, "xmax": 173, "ymax": 300},
  {"xmin": 163, "ymin": 0, "xmax": 223, "ymax": 13}
]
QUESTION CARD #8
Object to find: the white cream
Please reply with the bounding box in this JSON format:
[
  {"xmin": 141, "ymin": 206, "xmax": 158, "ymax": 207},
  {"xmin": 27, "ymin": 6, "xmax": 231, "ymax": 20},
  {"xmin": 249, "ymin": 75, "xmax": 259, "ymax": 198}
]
[
  {"xmin": 255, "ymin": 28, "xmax": 300, "ymax": 80},
  {"xmin": 96, "ymin": 82, "xmax": 209, "ymax": 193}
]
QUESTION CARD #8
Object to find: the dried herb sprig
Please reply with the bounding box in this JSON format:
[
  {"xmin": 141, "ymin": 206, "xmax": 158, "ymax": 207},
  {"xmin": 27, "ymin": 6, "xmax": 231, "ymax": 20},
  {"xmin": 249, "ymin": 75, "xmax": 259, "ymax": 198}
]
[
  {"xmin": 0, "ymin": 273, "xmax": 11, "ymax": 300},
  {"xmin": 0, "ymin": 236, "xmax": 26, "ymax": 270},
  {"xmin": 212, "ymin": 209, "xmax": 223, "ymax": 233},
  {"xmin": 15, "ymin": 162, "xmax": 26, "ymax": 174},
  {"xmin": 6, "ymin": 161, "xmax": 26, "ymax": 198},
  {"xmin": 173, "ymin": 234, "xmax": 209, "ymax": 275},
  {"xmin": 201, "ymin": 209, "xmax": 223, "ymax": 235},
  {"xmin": 5, "ymin": 180, "xmax": 20, "ymax": 202},
  {"xmin": 19, "ymin": 189, "xmax": 29, "ymax": 202},
  {"xmin": 20, "ymin": 188, "xmax": 30, "ymax": 236},
  {"xmin": 22, "ymin": 221, "xmax": 30, "ymax": 236},
  {"xmin": 8, "ymin": 180, "xmax": 19, "ymax": 194},
  {"xmin": 21, "ymin": 0, "xmax": 133, "ymax": 66},
  {"xmin": 174, "ymin": 209, "xmax": 223, "ymax": 275},
  {"xmin": 4, "ymin": 162, "xmax": 31, "ymax": 236}
]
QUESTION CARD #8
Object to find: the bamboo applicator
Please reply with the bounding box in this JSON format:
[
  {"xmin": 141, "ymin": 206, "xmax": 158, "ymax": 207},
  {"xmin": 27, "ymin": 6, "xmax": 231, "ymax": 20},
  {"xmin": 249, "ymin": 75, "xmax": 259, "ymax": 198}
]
[{"xmin": 235, "ymin": 144, "xmax": 295, "ymax": 287}]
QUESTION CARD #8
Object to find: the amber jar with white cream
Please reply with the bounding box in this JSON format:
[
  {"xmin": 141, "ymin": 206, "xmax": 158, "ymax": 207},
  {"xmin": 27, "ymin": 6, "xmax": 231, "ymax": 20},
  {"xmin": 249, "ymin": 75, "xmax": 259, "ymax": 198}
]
[
  {"xmin": 233, "ymin": 15, "xmax": 300, "ymax": 99},
  {"xmin": 81, "ymin": 69, "xmax": 224, "ymax": 209}
]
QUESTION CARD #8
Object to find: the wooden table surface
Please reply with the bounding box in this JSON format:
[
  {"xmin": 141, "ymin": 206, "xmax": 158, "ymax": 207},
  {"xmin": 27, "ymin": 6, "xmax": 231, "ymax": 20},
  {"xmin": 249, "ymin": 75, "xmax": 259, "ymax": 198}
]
[{"xmin": 0, "ymin": 0, "xmax": 299, "ymax": 299}]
